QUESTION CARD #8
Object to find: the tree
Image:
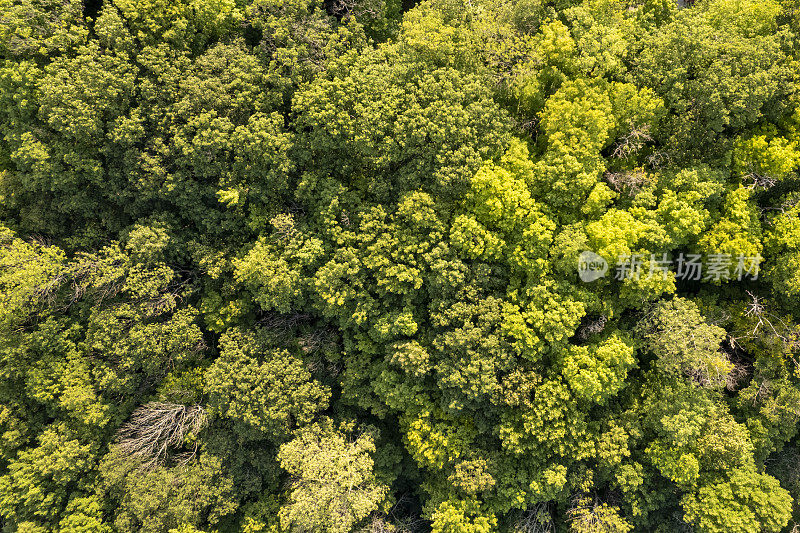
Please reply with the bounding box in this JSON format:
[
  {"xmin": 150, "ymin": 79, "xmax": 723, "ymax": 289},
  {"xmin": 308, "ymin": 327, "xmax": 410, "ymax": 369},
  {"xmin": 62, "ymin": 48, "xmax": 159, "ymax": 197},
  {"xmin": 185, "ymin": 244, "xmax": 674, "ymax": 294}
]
[
  {"xmin": 0, "ymin": 425, "xmax": 94, "ymax": 525},
  {"xmin": 681, "ymin": 468, "xmax": 792, "ymax": 533},
  {"xmin": 205, "ymin": 328, "xmax": 330, "ymax": 441},
  {"xmin": 0, "ymin": 0, "xmax": 798, "ymax": 530},
  {"xmin": 99, "ymin": 451, "xmax": 237, "ymax": 533},
  {"xmin": 633, "ymin": 0, "xmax": 795, "ymax": 160},
  {"xmin": 638, "ymin": 297, "xmax": 732, "ymax": 388},
  {"xmin": 567, "ymin": 497, "xmax": 632, "ymax": 533},
  {"xmin": 277, "ymin": 420, "xmax": 390, "ymax": 532}
]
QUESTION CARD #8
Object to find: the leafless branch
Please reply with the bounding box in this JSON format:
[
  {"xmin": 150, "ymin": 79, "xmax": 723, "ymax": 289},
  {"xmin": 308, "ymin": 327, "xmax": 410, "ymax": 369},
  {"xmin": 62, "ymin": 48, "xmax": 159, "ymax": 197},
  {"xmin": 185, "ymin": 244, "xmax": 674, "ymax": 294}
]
[
  {"xmin": 744, "ymin": 171, "xmax": 778, "ymax": 190},
  {"xmin": 299, "ymin": 328, "xmax": 335, "ymax": 354},
  {"xmin": 257, "ymin": 312, "xmax": 313, "ymax": 334},
  {"xmin": 513, "ymin": 502, "xmax": 555, "ymax": 533},
  {"xmin": 604, "ymin": 169, "xmax": 650, "ymax": 197},
  {"xmin": 117, "ymin": 402, "xmax": 207, "ymax": 471},
  {"xmin": 612, "ymin": 124, "xmax": 653, "ymax": 160},
  {"xmin": 729, "ymin": 291, "xmax": 800, "ymax": 358},
  {"xmin": 647, "ymin": 150, "xmax": 675, "ymax": 170},
  {"xmin": 576, "ymin": 315, "xmax": 607, "ymax": 341}
]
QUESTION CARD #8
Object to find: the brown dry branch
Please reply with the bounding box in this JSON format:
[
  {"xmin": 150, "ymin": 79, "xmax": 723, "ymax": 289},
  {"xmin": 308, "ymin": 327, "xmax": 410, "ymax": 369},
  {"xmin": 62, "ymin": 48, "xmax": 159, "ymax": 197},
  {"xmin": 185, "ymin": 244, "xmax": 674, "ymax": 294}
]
[
  {"xmin": 32, "ymin": 271, "xmax": 68, "ymax": 307},
  {"xmin": 513, "ymin": 502, "xmax": 555, "ymax": 533},
  {"xmin": 725, "ymin": 362, "xmax": 750, "ymax": 392},
  {"xmin": 752, "ymin": 379, "xmax": 773, "ymax": 406},
  {"xmin": 784, "ymin": 195, "xmax": 800, "ymax": 212},
  {"xmin": 365, "ymin": 516, "xmax": 395, "ymax": 533},
  {"xmin": 760, "ymin": 195, "xmax": 800, "ymax": 223},
  {"xmin": 647, "ymin": 150, "xmax": 675, "ymax": 170},
  {"xmin": 299, "ymin": 328, "xmax": 334, "ymax": 354},
  {"xmin": 143, "ymin": 293, "xmax": 178, "ymax": 315},
  {"xmin": 604, "ymin": 169, "xmax": 650, "ymax": 197},
  {"xmin": 325, "ymin": 0, "xmax": 384, "ymax": 20},
  {"xmin": 567, "ymin": 497, "xmax": 621, "ymax": 533},
  {"xmin": 744, "ymin": 171, "xmax": 778, "ymax": 190},
  {"xmin": 729, "ymin": 291, "xmax": 800, "ymax": 353},
  {"xmin": 364, "ymin": 516, "xmax": 417, "ymax": 533},
  {"xmin": 117, "ymin": 402, "xmax": 207, "ymax": 471},
  {"xmin": 612, "ymin": 124, "xmax": 653, "ymax": 160},
  {"xmin": 258, "ymin": 312, "xmax": 313, "ymax": 334},
  {"xmin": 576, "ymin": 315, "xmax": 607, "ymax": 341}
]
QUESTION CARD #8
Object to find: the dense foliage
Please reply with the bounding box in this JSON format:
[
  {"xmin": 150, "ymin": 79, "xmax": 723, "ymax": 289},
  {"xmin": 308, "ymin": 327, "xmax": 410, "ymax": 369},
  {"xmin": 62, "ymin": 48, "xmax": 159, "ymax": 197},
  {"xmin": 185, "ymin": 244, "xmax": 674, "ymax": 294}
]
[{"xmin": 1, "ymin": 0, "xmax": 800, "ymax": 531}]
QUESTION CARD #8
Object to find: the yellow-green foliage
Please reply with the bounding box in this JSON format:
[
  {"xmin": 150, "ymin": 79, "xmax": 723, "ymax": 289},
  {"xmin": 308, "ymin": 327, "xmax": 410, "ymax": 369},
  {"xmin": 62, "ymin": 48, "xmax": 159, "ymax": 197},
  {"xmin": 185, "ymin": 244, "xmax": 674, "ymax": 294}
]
[{"xmin": 0, "ymin": 0, "xmax": 798, "ymax": 531}]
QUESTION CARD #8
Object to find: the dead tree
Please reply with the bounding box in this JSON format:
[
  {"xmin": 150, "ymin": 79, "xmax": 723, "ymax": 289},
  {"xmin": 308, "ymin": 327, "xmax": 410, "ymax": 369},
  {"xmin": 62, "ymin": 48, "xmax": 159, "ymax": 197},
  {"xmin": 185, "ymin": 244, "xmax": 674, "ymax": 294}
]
[
  {"xmin": 513, "ymin": 502, "xmax": 555, "ymax": 533},
  {"xmin": 730, "ymin": 291, "xmax": 800, "ymax": 353},
  {"xmin": 117, "ymin": 402, "xmax": 207, "ymax": 471},
  {"xmin": 604, "ymin": 169, "xmax": 650, "ymax": 197},
  {"xmin": 611, "ymin": 124, "xmax": 653, "ymax": 160}
]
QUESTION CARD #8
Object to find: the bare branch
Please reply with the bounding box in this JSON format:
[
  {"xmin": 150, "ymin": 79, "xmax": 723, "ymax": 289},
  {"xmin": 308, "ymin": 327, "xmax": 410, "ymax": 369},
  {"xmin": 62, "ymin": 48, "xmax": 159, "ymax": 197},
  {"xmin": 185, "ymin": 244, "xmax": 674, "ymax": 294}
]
[
  {"xmin": 117, "ymin": 402, "xmax": 207, "ymax": 471},
  {"xmin": 604, "ymin": 169, "xmax": 650, "ymax": 197},
  {"xmin": 513, "ymin": 502, "xmax": 555, "ymax": 533},
  {"xmin": 612, "ymin": 124, "xmax": 653, "ymax": 160}
]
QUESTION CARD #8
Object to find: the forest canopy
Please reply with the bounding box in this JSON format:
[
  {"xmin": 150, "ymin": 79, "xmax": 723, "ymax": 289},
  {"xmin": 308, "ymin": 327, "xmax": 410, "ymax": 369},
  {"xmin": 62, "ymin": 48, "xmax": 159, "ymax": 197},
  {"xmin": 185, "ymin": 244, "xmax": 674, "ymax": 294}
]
[{"xmin": 1, "ymin": 0, "xmax": 800, "ymax": 531}]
